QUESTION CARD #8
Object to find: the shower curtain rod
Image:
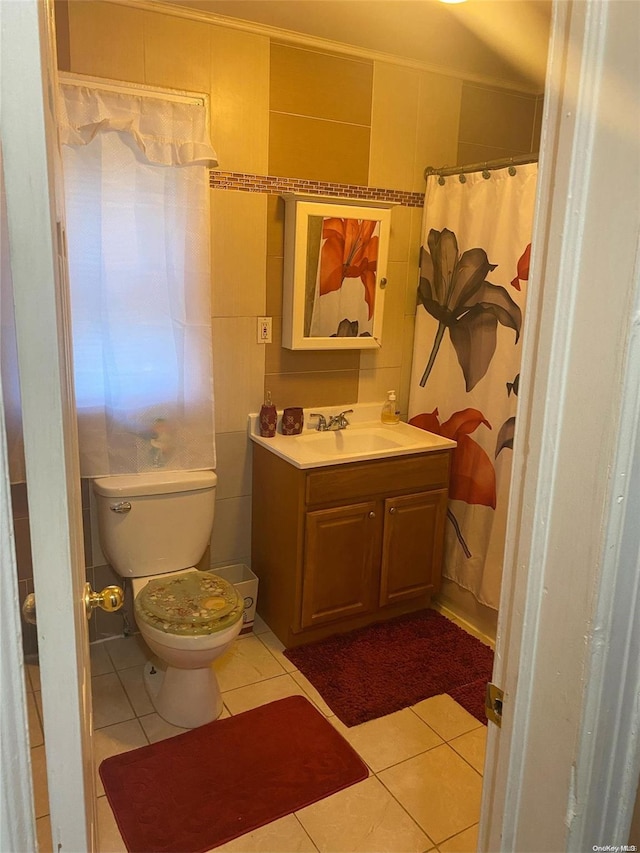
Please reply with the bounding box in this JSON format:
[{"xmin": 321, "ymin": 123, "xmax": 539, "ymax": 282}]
[{"xmin": 424, "ymin": 153, "xmax": 538, "ymax": 181}]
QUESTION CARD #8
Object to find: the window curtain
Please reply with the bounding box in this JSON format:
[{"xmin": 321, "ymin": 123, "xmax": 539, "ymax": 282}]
[
  {"xmin": 59, "ymin": 83, "xmax": 218, "ymax": 476},
  {"xmin": 408, "ymin": 164, "xmax": 537, "ymax": 610}
]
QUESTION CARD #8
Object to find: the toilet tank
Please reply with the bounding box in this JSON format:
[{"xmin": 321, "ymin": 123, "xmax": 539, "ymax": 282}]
[{"xmin": 92, "ymin": 470, "xmax": 217, "ymax": 578}]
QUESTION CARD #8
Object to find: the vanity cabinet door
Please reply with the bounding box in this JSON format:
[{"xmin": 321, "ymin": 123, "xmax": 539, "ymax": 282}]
[
  {"xmin": 379, "ymin": 489, "xmax": 448, "ymax": 607},
  {"xmin": 301, "ymin": 501, "xmax": 379, "ymax": 629}
]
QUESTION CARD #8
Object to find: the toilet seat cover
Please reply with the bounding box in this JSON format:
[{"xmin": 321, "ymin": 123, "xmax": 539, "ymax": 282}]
[{"xmin": 135, "ymin": 571, "xmax": 244, "ymax": 636}]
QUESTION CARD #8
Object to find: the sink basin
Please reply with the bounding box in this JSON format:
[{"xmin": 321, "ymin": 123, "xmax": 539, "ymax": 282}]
[
  {"xmin": 249, "ymin": 405, "xmax": 456, "ymax": 469},
  {"xmin": 297, "ymin": 427, "xmax": 406, "ymax": 455}
]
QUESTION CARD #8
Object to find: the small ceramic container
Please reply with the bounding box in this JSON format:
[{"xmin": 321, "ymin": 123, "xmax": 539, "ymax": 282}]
[{"xmin": 282, "ymin": 407, "xmax": 304, "ymax": 436}]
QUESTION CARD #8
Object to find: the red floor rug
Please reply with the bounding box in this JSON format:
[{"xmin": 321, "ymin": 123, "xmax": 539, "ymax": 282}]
[
  {"xmin": 284, "ymin": 609, "xmax": 494, "ymax": 727},
  {"xmin": 99, "ymin": 696, "xmax": 367, "ymax": 853}
]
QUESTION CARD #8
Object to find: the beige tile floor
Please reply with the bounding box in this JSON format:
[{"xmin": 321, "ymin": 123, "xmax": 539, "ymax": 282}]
[{"xmin": 27, "ymin": 615, "xmax": 486, "ymax": 853}]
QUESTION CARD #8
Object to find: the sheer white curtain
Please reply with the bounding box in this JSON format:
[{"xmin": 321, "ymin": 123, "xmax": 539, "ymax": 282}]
[{"xmin": 59, "ymin": 83, "xmax": 217, "ymax": 476}]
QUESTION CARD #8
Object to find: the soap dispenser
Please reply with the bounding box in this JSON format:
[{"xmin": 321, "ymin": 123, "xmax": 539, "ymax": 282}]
[
  {"xmin": 381, "ymin": 390, "xmax": 400, "ymax": 424},
  {"xmin": 259, "ymin": 391, "xmax": 277, "ymax": 437}
]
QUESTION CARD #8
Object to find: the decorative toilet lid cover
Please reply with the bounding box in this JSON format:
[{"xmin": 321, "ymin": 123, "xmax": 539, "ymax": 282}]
[{"xmin": 135, "ymin": 571, "xmax": 244, "ymax": 636}]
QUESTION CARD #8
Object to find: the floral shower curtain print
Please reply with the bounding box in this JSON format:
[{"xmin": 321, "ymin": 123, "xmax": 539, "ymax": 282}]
[{"xmin": 408, "ymin": 164, "xmax": 537, "ymax": 610}]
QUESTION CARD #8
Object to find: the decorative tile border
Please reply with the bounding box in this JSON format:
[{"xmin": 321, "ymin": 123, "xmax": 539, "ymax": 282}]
[{"xmin": 209, "ymin": 171, "xmax": 424, "ymax": 208}]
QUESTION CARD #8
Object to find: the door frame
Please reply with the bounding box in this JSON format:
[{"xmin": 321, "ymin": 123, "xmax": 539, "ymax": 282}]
[
  {"xmin": 480, "ymin": 0, "xmax": 640, "ymax": 848},
  {"xmin": 0, "ymin": 362, "xmax": 36, "ymax": 853},
  {"xmin": 0, "ymin": 0, "xmax": 96, "ymax": 850}
]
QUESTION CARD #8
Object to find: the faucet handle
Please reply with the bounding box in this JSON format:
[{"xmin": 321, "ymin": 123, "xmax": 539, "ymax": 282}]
[
  {"xmin": 330, "ymin": 409, "xmax": 353, "ymax": 428},
  {"xmin": 335, "ymin": 409, "xmax": 353, "ymax": 427},
  {"xmin": 309, "ymin": 413, "xmax": 327, "ymax": 431}
]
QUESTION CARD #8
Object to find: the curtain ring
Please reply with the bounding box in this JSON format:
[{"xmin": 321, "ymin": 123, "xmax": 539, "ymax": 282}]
[
  {"xmin": 438, "ymin": 175, "xmax": 445, "ymax": 186},
  {"xmin": 459, "ymin": 173, "xmax": 467, "ymax": 183},
  {"xmin": 482, "ymin": 169, "xmax": 491, "ymax": 179},
  {"xmin": 508, "ymin": 165, "xmax": 517, "ymax": 176}
]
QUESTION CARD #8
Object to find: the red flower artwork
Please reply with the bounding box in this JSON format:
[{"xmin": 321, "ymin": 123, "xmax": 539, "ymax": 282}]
[
  {"xmin": 511, "ymin": 243, "xmax": 531, "ymax": 291},
  {"xmin": 319, "ymin": 218, "xmax": 379, "ymax": 319}
]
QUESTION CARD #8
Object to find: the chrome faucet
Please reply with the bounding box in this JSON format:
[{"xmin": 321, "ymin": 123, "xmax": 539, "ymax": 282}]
[
  {"xmin": 309, "ymin": 409, "xmax": 353, "ymax": 431},
  {"xmin": 309, "ymin": 413, "xmax": 328, "ymax": 431},
  {"xmin": 328, "ymin": 409, "xmax": 353, "ymax": 430}
]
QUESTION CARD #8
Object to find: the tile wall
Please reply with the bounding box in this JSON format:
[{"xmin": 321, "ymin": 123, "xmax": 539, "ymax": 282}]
[{"xmin": 12, "ymin": 0, "xmax": 543, "ymax": 649}]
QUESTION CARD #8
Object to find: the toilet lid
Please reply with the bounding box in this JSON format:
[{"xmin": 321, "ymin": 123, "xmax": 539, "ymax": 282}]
[{"xmin": 135, "ymin": 570, "xmax": 244, "ymax": 636}]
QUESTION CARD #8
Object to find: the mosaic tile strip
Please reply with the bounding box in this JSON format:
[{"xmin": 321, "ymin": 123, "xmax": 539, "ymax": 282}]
[{"xmin": 209, "ymin": 171, "xmax": 424, "ymax": 208}]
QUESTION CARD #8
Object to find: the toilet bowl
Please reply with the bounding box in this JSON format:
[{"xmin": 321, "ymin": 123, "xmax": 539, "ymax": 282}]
[
  {"xmin": 93, "ymin": 471, "xmax": 243, "ymax": 729},
  {"xmin": 133, "ymin": 568, "xmax": 243, "ymax": 727}
]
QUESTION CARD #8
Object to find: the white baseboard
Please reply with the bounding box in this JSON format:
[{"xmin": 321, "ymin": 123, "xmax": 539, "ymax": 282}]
[{"xmin": 431, "ymin": 600, "xmax": 496, "ymax": 650}]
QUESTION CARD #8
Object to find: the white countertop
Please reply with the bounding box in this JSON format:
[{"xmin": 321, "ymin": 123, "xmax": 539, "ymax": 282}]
[{"xmin": 248, "ymin": 403, "xmax": 456, "ymax": 469}]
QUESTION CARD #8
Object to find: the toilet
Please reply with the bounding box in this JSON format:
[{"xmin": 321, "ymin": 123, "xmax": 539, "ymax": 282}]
[{"xmin": 92, "ymin": 470, "xmax": 244, "ymax": 729}]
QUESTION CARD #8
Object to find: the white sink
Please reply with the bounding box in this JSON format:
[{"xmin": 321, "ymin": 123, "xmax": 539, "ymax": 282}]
[
  {"xmin": 297, "ymin": 426, "xmax": 408, "ymax": 455},
  {"xmin": 248, "ymin": 404, "xmax": 455, "ymax": 469}
]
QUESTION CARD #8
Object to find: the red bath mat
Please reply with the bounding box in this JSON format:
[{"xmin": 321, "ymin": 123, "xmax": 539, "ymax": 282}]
[
  {"xmin": 99, "ymin": 696, "xmax": 367, "ymax": 853},
  {"xmin": 284, "ymin": 609, "xmax": 494, "ymax": 727}
]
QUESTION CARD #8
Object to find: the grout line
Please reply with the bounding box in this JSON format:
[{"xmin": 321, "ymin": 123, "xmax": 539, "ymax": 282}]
[
  {"xmin": 367, "ymin": 738, "xmax": 443, "ymax": 776},
  {"xmin": 374, "ymin": 741, "xmax": 484, "ymax": 843},
  {"xmin": 255, "ymin": 630, "xmax": 299, "ymax": 672},
  {"xmin": 436, "ymin": 821, "xmax": 480, "ymax": 848},
  {"xmin": 291, "ymin": 813, "xmax": 321, "ymax": 853},
  {"xmin": 375, "ymin": 771, "xmax": 437, "ymax": 850},
  {"xmin": 135, "ymin": 714, "xmax": 154, "ymax": 746},
  {"xmin": 446, "ymin": 737, "xmax": 485, "ymax": 778},
  {"xmin": 406, "ymin": 702, "xmax": 483, "ymax": 742},
  {"xmin": 113, "ymin": 667, "xmax": 146, "ymax": 730},
  {"xmin": 90, "ymin": 669, "xmax": 137, "ymax": 732},
  {"xmin": 269, "ymin": 108, "xmax": 371, "ymax": 130}
]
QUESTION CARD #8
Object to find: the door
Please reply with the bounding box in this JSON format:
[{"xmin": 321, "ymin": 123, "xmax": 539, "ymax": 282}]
[
  {"xmin": 479, "ymin": 1, "xmax": 640, "ymax": 849},
  {"xmin": 379, "ymin": 489, "xmax": 447, "ymax": 607},
  {"xmin": 1, "ymin": 1, "xmax": 96, "ymax": 849},
  {"xmin": 3, "ymin": 2, "xmax": 639, "ymax": 852},
  {"xmin": 301, "ymin": 501, "xmax": 379, "ymax": 628}
]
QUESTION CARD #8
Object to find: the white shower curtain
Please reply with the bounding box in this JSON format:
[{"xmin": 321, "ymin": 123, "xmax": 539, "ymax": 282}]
[
  {"xmin": 408, "ymin": 164, "xmax": 537, "ymax": 609},
  {"xmin": 59, "ymin": 83, "xmax": 218, "ymax": 476}
]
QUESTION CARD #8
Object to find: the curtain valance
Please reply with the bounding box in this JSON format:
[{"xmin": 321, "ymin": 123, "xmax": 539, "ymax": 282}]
[{"xmin": 59, "ymin": 83, "xmax": 218, "ymax": 167}]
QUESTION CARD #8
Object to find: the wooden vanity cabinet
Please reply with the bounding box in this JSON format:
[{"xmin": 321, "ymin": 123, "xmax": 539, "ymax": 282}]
[
  {"xmin": 302, "ymin": 500, "xmax": 379, "ymax": 629},
  {"xmin": 251, "ymin": 444, "xmax": 451, "ymax": 648}
]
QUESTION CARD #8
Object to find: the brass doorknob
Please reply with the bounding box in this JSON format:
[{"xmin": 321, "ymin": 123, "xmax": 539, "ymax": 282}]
[
  {"xmin": 84, "ymin": 583, "xmax": 124, "ymax": 619},
  {"xmin": 22, "ymin": 593, "xmax": 37, "ymax": 625}
]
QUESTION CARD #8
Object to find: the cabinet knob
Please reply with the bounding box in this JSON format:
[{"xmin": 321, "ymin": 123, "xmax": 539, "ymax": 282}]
[
  {"xmin": 389, "ymin": 506, "xmax": 397, "ymax": 514},
  {"xmin": 368, "ymin": 511, "xmax": 376, "ymax": 519}
]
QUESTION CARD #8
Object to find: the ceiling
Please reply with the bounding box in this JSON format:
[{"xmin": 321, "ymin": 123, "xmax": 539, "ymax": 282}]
[{"xmin": 163, "ymin": 0, "xmax": 551, "ymax": 92}]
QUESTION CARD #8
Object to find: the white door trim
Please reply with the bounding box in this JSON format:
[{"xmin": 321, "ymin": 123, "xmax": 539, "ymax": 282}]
[
  {"xmin": 0, "ymin": 352, "xmax": 36, "ymax": 853},
  {"xmin": 1, "ymin": 1, "xmax": 96, "ymax": 849},
  {"xmin": 481, "ymin": 0, "xmax": 640, "ymax": 848},
  {"xmin": 569, "ymin": 239, "xmax": 640, "ymax": 849}
]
